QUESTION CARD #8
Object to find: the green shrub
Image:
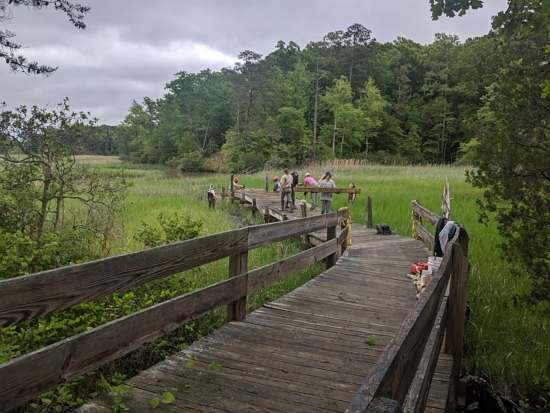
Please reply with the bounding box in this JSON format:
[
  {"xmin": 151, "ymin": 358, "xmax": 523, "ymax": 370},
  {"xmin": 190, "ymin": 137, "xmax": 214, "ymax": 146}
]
[{"xmin": 134, "ymin": 212, "xmax": 202, "ymax": 248}]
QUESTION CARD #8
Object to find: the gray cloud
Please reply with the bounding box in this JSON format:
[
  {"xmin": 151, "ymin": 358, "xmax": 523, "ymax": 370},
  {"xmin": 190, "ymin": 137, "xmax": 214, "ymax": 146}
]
[{"xmin": 0, "ymin": 0, "xmax": 506, "ymax": 124}]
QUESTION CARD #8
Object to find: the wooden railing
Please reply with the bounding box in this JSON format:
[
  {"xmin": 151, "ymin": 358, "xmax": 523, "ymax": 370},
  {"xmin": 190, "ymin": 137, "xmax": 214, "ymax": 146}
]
[
  {"xmin": 411, "ymin": 200, "xmax": 441, "ymax": 251},
  {"xmin": 347, "ymin": 203, "xmax": 469, "ymax": 413},
  {"xmin": 0, "ymin": 213, "xmax": 340, "ymax": 411}
]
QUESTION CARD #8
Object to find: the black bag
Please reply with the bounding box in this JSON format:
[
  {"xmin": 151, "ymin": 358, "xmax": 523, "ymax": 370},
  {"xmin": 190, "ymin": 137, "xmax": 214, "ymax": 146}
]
[
  {"xmin": 291, "ymin": 172, "xmax": 299, "ymax": 187},
  {"xmin": 376, "ymin": 224, "xmax": 392, "ymax": 235}
]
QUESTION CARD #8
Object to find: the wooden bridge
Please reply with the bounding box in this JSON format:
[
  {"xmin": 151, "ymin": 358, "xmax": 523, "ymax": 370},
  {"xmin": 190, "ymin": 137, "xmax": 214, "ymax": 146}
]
[{"xmin": 0, "ymin": 185, "xmax": 469, "ymax": 413}]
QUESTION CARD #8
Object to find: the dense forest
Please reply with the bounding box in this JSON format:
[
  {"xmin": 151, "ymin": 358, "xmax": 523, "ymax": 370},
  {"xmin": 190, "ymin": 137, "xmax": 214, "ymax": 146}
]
[{"xmin": 108, "ymin": 26, "xmax": 500, "ymax": 171}]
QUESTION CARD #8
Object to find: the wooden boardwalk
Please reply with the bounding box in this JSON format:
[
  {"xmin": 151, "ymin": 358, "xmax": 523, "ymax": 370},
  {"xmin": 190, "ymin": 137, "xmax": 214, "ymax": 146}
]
[{"xmin": 79, "ymin": 189, "xmax": 452, "ymax": 413}]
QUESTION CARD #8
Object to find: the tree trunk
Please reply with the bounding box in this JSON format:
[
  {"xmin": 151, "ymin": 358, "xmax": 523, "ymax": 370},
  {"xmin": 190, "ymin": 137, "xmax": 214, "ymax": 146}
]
[
  {"xmin": 365, "ymin": 133, "xmax": 369, "ymax": 159},
  {"xmin": 313, "ymin": 62, "xmax": 319, "ymax": 162},
  {"xmin": 340, "ymin": 133, "xmax": 345, "ymax": 157},
  {"xmin": 202, "ymin": 124, "xmax": 209, "ymax": 151},
  {"xmin": 332, "ymin": 116, "xmax": 337, "ymax": 156},
  {"xmin": 36, "ymin": 171, "xmax": 51, "ymax": 242}
]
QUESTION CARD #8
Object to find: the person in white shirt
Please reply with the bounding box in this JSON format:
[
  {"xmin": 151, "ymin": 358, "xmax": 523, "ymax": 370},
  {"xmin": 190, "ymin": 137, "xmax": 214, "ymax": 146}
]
[
  {"xmin": 280, "ymin": 168, "xmax": 293, "ymax": 210},
  {"xmin": 319, "ymin": 171, "xmax": 335, "ymax": 214}
]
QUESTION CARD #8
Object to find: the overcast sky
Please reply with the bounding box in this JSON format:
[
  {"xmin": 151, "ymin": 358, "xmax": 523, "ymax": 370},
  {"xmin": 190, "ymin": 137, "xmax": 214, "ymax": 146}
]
[{"xmin": 1, "ymin": 0, "xmax": 506, "ymax": 124}]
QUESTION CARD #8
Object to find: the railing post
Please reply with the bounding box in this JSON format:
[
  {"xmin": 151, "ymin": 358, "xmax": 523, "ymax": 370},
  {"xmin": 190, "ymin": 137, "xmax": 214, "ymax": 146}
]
[
  {"xmin": 445, "ymin": 229, "xmax": 470, "ymax": 413},
  {"xmin": 228, "ymin": 249, "xmax": 248, "ymax": 322},
  {"xmin": 230, "ymin": 174, "xmax": 234, "ymax": 196},
  {"xmin": 265, "ymin": 175, "xmax": 269, "ymax": 192},
  {"xmin": 300, "ymin": 202, "xmax": 307, "ymax": 218},
  {"xmin": 326, "ymin": 220, "xmax": 337, "ymax": 269},
  {"xmin": 252, "ymin": 198, "xmax": 257, "ymax": 216},
  {"xmin": 366, "ymin": 196, "xmax": 373, "ymax": 228},
  {"xmin": 221, "ymin": 186, "xmax": 227, "ymax": 199}
]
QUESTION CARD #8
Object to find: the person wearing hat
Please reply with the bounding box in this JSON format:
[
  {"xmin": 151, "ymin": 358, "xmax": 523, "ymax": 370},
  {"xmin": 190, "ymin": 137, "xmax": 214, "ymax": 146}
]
[
  {"xmin": 280, "ymin": 168, "xmax": 293, "ymax": 210},
  {"xmin": 303, "ymin": 172, "xmax": 319, "ymax": 210},
  {"xmin": 207, "ymin": 184, "xmax": 216, "ymax": 209},
  {"xmin": 319, "ymin": 171, "xmax": 335, "ymax": 214}
]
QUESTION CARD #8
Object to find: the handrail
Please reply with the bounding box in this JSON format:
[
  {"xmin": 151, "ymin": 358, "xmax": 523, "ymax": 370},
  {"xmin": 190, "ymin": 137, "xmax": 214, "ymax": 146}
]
[
  {"xmin": 0, "ymin": 214, "xmax": 336, "ymax": 328},
  {"xmin": 411, "ymin": 200, "xmax": 442, "ymax": 251},
  {"xmin": 348, "ymin": 202, "xmax": 469, "ymax": 413},
  {"xmin": 295, "ymin": 186, "xmax": 361, "ymax": 194},
  {"xmin": 0, "ymin": 213, "xmax": 339, "ymax": 410}
]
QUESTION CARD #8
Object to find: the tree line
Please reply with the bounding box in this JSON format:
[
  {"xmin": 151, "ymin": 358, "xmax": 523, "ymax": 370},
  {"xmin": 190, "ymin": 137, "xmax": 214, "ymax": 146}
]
[{"xmin": 112, "ymin": 26, "xmax": 502, "ymax": 171}]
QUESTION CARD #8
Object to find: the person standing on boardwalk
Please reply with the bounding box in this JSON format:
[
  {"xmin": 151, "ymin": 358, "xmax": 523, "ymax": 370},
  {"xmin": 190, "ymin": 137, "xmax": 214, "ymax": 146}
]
[
  {"xmin": 319, "ymin": 171, "xmax": 335, "ymax": 214},
  {"xmin": 290, "ymin": 170, "xmax": 299, "ymax": 210},
  {"xmin": 303, "ymin": 172, "xmax": 319, "ymax": 210},
  {"xmin": 207, "ymin": 184, "xmax": 216, "ymax": 209},
  {"xmin": 280, "ymin": 169, "xmax": 293, "ymax": 211}
]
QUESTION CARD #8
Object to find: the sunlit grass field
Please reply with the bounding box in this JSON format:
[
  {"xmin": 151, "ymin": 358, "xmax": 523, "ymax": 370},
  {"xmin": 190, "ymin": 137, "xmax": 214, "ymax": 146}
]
[{"xmin": 55, "ymin": 156, "xmax": 548, "ymax": 406}]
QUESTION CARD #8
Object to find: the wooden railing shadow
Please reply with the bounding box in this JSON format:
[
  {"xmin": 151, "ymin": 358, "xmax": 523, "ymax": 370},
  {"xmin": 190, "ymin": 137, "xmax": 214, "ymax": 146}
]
[
  {"xmin": 0, "ymin": 212, "xmax": 350, "ymax": 411},
  {"xmin": 347, "ymin": 201, "xmax": 470, "ymax": 413}
]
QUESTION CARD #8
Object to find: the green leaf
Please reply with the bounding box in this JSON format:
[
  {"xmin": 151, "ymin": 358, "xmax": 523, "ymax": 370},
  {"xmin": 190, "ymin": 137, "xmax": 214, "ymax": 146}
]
[
  {"xmin": 161, "ymin": 391, "xmax": 175, "ymax": 404},
  {"xmin": 366, "ymin": 336, "xmax": 376, "ymax": 346},
  {"xmin": 209, "ymin": 361, "xmax": 222, "ymax": 371},
  {"xmin": 148, "ymin": 397, "xmax": 160, "ymax": 409},
  {"xmin": 184, "ymin": 356, "xmax": 196, "ymax": 368}
]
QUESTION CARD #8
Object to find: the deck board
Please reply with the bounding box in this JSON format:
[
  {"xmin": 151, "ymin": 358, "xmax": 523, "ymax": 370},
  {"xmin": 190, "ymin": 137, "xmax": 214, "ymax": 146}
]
[{"xmin": 79, "ymin": 188, "xmax": 452, "ymax": 412}]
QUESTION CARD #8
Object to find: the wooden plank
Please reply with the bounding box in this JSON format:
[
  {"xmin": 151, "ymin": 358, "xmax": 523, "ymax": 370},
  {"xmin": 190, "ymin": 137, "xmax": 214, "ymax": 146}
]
[
  {"xmin": 247, "ymin": 239, "xmax": 337, "ymax": 293},
  {"xmin": 295, "ymin": 186, "xmax": 361, "ymax": 194},
  {"xmin": 415, "ymin": 221, "xmax": 434, "ymax": 252},
  {"xmin": 411, "ymin": 201, "xmax": 440, "ymax": 226},
  {"xmin": 248, "ymin": 213, "xmax": 337, "ymax": 249},
  {"xmin": 366, "ymin": 196, "xmax": 373, "ymax": 228},
  {"xmin": 403, "ymin": 295, "xmax": 448, "ymax": 413},
  {"xmin": 347, "ymin": 232, "xmax": 460, "ymax": 413},
  {"xmin": 0, "ymin": 275, "xmax": 248, "ymax": 411},
  {"xmin": 326, "ymin": 222, "xmax": 337, "ymax": 269},
  {"xmin": 445, "ymin": 229, "xmax": 470, "ymax": 413},
  {"xmin": 228, "ymin": 251, "xmax": 248, "ymax": 321},
  {"xmin": 0, "ymin": 228, "xmax": 249, "ymax": 327},
  {"xmin": 365, "ymin": 398, "xmax": 402, "ymax": 413}
]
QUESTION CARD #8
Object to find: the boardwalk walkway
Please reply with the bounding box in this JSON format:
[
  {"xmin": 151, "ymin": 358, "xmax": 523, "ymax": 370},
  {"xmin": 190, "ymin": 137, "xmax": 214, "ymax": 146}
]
[{"xmin": 79, "ymin": 188, "xmax": 452, "ymax": 413}]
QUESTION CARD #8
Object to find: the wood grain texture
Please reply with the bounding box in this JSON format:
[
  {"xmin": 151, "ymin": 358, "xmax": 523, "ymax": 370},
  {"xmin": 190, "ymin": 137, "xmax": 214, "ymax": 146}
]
[
  {"xmin": 247, "ymin": 239, "xmax": 337, "ymax": 293},
  {"xmin": 0, "ymin": 276, "xmax": 248, "ymax": 411},
  {"xmin": 347, "ymin": 230, "xmax": 462, "ymax": 413},
  {"xmin": 403, "ymin": 295, "xmax": 448, "ymax": 413},
  {"xmin": 228, "ymin": 250, "xmax": 248, "ymax": 321},
  {"xmin": 411, "ymin": 201, "xmax": 440, "ymax": 226},
  {"xmin": 248, "ymin": 213, "xmax": 337, "ymax": 249},
  {"xmin": 414, "ymin": 221, "xmax": 435, "ymax": 251},
  {"xmin": 0, "ymin": 228, "xmax": 249, "ymax": 327},
  {"xmin": 295, "ymin": 186, "xmax": 362, "ymax": 194},
  {"xmin": 79, "ymin": 226, "xmax": 437, "ymax": 413}
]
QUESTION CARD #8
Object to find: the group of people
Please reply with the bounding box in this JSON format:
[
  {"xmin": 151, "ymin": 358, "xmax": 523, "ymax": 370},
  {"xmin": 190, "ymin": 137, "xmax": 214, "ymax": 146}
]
[
  {"xmin": 273, "ymin": 169, "xmax": 336, "ymax": 214},
  {"xmin": 208, "ymin": 171, "xmax": 353, "ymax": 215}
]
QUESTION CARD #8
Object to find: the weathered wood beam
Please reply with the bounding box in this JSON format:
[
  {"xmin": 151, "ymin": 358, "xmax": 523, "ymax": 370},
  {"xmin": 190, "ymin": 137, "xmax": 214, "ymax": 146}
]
[
  {"xmin": 0, "ymin": 229, "xmax": 249, "ymax": 327},
  {"xmin": 411, "ymin": 201, "xmax": 440, "ymax": 226},
  {"xmin": 295, "ymin": 186, "xmax": 361, "ymax": 194},
  {"xmin": 346, "ymin": 230, "xmax": 462, "ymax": 413},
  {"xmin": 0, "ymin": 275, "xmax": 248, "ymax": 411},
  {"xmin": 248, "ymin": 213, "xmax": 337, "ymax": 249}
]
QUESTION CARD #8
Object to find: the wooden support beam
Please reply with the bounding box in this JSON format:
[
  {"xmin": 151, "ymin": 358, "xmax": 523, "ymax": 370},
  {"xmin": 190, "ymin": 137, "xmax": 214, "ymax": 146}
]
[
  {"xmin": 300, "ymin": 202, "xmax": 307, "ymax": 218},
  {"xmin": 228, "ymin": 251, "xmax": 248, "ymax": 321},
  {"xmin": 445, "ymin": 230, "xmax": 470, "ymax": 413},
  {"xmin": 366, "ymin": 196, "xmax": 373, "ymax": 228},
  {"xmin": 326, "ymin": 221, "xmax": 337, "ymax": 269}
]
